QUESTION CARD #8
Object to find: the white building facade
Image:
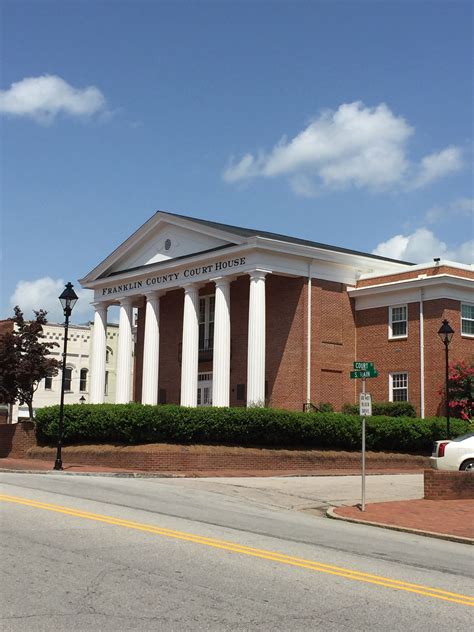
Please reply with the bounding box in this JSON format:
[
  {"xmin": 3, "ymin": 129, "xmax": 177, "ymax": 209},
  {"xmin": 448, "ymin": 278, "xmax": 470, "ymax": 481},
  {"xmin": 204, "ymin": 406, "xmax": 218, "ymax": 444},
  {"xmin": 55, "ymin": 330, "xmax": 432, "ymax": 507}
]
[{"xmin": 12, "ymin": 321, "xmax": 120, "ymax": 420}]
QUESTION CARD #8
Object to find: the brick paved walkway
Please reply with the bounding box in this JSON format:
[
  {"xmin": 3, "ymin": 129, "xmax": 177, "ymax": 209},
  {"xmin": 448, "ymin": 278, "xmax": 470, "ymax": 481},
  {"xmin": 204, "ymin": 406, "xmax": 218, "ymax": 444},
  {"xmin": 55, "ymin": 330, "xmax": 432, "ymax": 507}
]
[{"xmin": 334, "ymin": 499, "xmax": 474, "ymax": 541}]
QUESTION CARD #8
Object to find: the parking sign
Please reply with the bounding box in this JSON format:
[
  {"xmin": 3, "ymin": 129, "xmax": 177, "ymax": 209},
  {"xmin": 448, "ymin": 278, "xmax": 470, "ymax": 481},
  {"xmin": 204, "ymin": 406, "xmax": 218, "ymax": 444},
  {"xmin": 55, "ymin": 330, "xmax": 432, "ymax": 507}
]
[{"xmin": 359, "ymin": 392, "xmax": 372, "ymax": 417}]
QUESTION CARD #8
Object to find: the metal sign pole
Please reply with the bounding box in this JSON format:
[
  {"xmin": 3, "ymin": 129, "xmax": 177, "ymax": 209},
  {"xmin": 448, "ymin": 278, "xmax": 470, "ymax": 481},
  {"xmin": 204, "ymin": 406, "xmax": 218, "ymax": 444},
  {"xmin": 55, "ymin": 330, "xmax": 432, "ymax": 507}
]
[{"xmin": 361, "ymin": 378, "xmax": 366, "ymax": 512}]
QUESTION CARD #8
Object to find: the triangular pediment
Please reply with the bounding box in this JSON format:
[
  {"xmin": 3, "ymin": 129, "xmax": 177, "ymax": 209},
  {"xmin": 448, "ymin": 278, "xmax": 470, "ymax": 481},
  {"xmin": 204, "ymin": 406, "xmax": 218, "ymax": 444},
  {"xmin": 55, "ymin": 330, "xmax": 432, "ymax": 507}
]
[
  {"xmin": 108, "ymin": 221, "xmax": 232, "ymax": 273},
  {"xmin": 81, "ymin": 212, "xmax": 245, "ymax": 284}
]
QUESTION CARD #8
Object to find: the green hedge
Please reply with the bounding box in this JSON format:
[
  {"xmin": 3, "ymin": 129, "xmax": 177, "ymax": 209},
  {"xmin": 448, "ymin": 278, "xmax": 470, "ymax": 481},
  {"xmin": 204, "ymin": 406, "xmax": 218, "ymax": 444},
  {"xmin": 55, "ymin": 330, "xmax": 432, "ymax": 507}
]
[
  {"xmin": 342, "ymin": 401, "xmax": 417, "ymax": 417},
  {"xmin": 35, "ymin": 404, "xmax": 469, "ymax": 453}
]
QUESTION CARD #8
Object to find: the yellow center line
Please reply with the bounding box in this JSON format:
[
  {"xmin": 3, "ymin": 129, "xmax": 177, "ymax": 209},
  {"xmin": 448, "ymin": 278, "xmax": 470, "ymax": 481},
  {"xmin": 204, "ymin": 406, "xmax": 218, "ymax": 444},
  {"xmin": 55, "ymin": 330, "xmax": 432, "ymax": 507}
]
[{"xmin": 1, "ymin": 493, "xmax": 473, "ymax": 607}]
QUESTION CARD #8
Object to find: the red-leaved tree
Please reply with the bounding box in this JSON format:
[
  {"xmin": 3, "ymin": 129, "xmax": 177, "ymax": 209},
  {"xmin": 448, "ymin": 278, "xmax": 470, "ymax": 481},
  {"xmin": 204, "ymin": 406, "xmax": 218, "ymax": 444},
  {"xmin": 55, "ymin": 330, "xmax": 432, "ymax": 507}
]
[{"xmin": 439, "ymin": 359, "xmax": 474, "ymax": 422}]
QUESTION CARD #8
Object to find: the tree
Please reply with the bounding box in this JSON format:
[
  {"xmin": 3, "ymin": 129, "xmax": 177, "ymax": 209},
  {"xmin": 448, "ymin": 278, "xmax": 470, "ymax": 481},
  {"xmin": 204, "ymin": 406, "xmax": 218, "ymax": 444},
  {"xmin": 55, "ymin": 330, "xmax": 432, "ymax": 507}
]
[
  {"xmin": 0, "ymin": 307, "xmax": 61, "ymax": 418},
  {"xmin": 439, "ymin": 359, "xmax": 474, "ymax": 422}
]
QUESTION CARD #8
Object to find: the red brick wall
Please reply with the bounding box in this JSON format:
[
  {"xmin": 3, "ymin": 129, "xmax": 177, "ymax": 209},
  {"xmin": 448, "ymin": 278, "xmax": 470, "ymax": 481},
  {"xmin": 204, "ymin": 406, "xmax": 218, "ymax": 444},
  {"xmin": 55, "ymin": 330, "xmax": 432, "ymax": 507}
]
[
  {"xmin": 229, "ymin": 276, "xmax": 249, "ymax": 407},
  {"xmin": 311, "ymin": 280, "xmax": 356, "ymax": 410},
  {"xmin": 356, "ymin": 298, "xmax": 474, "ymax": 417},
  {"xmin": 356, "ymin": 302, "xmax": 421, "ymax": 413},
  {"xmin": 0, "ymin": 421, "xmax": 36, "ymax": 457},
  {"xmin": 424, "ymin": 469, "xmax": 474, "ymax": 500},
  {"xmin": 423, "ymin": 298, "xmax": 474, "ymax": 417},
  {"xmin": 133, "ymin": 297, "xmax": 146, "ymax": 402},
  {"xmin": 158, "ymin": 289, "xmax": 184, "ymax": 405},
  {"xmin": 266, "ymin": 275, "xmax": 306, "ymax": 410},
  {"xmin": 27, "ymin": 443, "xmax": 428, "ymax": 472}
]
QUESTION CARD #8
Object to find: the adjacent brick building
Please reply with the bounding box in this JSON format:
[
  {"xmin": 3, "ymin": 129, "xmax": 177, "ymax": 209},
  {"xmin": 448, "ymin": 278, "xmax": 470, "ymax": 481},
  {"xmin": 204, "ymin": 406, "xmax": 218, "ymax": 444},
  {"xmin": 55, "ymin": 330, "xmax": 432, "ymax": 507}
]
[{"xmin": 72, "ymin": 211, "xmax": 471, "ymax": 417}]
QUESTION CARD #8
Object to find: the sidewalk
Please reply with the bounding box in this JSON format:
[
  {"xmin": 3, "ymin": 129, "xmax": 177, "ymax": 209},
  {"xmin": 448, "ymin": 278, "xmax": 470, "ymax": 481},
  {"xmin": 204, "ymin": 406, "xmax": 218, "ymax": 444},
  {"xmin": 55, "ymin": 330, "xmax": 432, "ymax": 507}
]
[
  {"xmin": 329, "ymin": 499, "xmax": 474, "ymax": 544},
  {"xmin": 1, "ymin": 457, "xmax": 472, "ymax": 544}
]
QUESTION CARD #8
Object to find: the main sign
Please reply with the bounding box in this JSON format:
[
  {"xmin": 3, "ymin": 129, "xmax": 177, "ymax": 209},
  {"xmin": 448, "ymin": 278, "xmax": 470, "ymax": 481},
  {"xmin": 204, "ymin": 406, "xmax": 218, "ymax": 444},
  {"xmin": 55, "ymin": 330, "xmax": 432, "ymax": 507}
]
[{"xmin": 100, "ymin": 256, "xmax": 247, "ymax": 297}]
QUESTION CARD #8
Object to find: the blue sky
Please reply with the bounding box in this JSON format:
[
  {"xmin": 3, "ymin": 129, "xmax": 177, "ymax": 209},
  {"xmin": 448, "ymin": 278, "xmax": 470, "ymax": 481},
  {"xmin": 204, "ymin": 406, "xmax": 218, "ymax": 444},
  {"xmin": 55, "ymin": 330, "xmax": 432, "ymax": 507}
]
[{"xmin": 1, "ymin": 0, "xmax": 472, "ymax": 323}]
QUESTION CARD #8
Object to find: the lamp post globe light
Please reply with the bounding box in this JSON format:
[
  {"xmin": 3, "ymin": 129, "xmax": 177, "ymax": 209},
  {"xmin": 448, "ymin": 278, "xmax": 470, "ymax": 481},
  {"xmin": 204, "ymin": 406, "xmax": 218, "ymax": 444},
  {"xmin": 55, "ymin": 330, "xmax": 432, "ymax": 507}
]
[
  {"xmin": 437, "ymin": 319, "xmax": 455, "ymax": 439},
  {"xmin": 54, "ymin": 282, "xmax": 78, "ymax": 471}
]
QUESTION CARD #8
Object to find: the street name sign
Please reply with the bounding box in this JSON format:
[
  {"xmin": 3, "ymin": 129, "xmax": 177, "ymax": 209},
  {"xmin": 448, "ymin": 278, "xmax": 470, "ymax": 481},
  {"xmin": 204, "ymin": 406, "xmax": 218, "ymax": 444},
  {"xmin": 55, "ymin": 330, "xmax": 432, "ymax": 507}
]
[
  {"xmin": 350, "ymin": 369, "xmax": 378, "ymax": 379},
  {"xmin": 353, "ymin": 361, "xmax": 375, "ymax": 371}
]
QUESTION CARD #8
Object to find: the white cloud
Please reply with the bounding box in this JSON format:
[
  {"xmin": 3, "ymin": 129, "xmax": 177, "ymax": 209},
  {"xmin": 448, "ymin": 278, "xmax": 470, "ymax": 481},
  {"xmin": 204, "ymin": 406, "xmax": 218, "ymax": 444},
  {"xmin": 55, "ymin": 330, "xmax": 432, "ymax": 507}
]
[
  {"xmin": 425, "ymin": 197, "xmax": 473, "ymax": 224},
  {"xmin": 223, "ymin": 101, "xmax": 464, "ymax": 195},
  {"xmin": 373, "ymin": 228, "xmax": 473, "ymax": 264},
  {"xmin": 0, "ymin": 75, "xmax": 106, "ymax": 123},
  {"xmin": 224, "ymin": 102, "xmax": 413, "ymax": 192},
  {"xmin": 9, "ymin": 277, "xmax": 93, "ymax": 323},
  {"xmin": 411, "ymin": 146, "xmax": 463, "ymax": 189}
]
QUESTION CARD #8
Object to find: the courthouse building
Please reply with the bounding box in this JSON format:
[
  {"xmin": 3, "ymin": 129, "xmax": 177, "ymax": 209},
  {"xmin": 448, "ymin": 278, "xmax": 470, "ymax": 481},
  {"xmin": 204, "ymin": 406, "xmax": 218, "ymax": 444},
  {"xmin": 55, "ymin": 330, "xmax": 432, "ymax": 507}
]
[{"xmin": 80, "ymin": 211, "xmax": 473, "ymax": 417}]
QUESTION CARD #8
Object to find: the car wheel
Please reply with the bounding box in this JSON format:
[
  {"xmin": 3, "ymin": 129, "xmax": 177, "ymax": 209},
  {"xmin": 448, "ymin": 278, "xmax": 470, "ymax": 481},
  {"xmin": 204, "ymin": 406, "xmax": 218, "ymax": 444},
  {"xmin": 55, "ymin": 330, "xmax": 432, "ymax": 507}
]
[{"xmin": 459, "ymin": 459, "xmax": 474, "ymax": 472}]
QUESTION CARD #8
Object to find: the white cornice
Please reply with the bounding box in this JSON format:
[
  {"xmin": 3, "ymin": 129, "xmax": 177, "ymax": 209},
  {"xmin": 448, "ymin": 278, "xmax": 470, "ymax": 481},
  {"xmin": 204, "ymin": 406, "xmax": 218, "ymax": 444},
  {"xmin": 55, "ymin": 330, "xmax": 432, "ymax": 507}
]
[
  {"xmin": 252, "ymin": 236, "xmax": 411, "ymax": 274},
  {"xmin": 358, "ymin": 259, "xmax": 473, "ymax": 280},
  {"xmin": 349, "ymin": 274, "xmax": 474, "ymax": 310}
]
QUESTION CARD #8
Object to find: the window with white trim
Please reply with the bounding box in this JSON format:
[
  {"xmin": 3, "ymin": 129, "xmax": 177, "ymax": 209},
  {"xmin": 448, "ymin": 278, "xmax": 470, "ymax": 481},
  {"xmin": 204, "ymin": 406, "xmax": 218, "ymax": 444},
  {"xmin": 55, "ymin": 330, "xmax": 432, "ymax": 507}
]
[
  {"xmin": 390, "ymin": 372, "xmax": 408, "ymax": 402},
  {"xmin": 461, "ymin": 303, "xmax": 474, "ymax": 336},
  {"xmin": 389, "ymin": 304, "xmax": 407, "ymax": 338},
  {"xmin": 44, "ymin": 372, "xmax": 53, "ymax": 391},
  {"xmin": 79, "ymin": 368, "xmax": 88, "ymax": 392},
  {"xmin": 104, "ymin": 371, "xmax": 109, "ymax": 396},
  {"xmin": 199, "ymin": 295, "xmax": 215, "ymax": 351},
  {"xmin": 64, "ymin": 367, "xmax": 73, "ymax": 392}
]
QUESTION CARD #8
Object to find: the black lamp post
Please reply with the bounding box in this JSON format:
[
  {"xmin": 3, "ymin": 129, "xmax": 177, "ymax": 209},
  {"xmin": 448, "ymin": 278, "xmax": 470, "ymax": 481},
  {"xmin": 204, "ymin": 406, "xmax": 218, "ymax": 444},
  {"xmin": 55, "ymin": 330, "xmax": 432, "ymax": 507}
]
[
  {"xmin": 54, "ymin": 282, "xmax": 78, "ymax": 471},
  {"xmin": 437, "ymin": 319, "xmax": 454, "ymax": 438}
]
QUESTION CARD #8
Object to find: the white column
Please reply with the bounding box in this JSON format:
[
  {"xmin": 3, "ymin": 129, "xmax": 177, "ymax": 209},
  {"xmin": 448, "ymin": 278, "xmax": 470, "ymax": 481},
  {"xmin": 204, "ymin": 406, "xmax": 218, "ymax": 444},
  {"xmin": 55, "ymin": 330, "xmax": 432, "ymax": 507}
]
[
  {"xmin": 115, "ymin": 297, "xmax": 134, "ymax": 404},
  {"xmin": 247, "ymin": 270, "xmax": 267, "ymax": 407},
  {"xmin": 90, "ymin": 303, "xmax": 108, "ymax": 404},
  {"xmin": 180, "ymin": 284, "xmax": 199, "ymax": 406},
  {"xmin": 142, "ymin": 292, "xmax": 161, "ymax": 405},
  {"xmin": 212, "ymin": 277, "xmax": 231, "ymax": 407}
]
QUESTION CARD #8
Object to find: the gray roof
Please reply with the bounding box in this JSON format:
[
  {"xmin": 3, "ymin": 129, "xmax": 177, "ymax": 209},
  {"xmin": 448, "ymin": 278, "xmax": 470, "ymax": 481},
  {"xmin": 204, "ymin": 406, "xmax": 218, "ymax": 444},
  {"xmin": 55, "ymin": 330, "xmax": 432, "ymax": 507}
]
[
  {"xmin": 100, "ymin": 209, "xmax": 415, "ymax": 279},
  {"xmin": 162, "ymin": 211, "xmax": 415, "ymax": 266}
]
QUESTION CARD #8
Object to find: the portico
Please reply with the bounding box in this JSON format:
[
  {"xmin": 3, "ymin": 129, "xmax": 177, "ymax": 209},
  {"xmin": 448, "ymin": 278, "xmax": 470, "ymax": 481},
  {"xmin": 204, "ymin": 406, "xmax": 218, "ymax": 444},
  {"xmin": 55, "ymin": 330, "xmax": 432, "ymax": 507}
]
[{"xmin": 88, "ymin": 267, "xmax": 269, "ymax": 408}]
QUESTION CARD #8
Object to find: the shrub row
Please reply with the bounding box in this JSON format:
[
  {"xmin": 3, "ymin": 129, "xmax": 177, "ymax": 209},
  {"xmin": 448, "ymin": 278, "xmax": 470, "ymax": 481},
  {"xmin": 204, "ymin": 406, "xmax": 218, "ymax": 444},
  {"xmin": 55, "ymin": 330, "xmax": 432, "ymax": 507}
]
[
  {"xmin": 35, "ymin": 404, "xmax": 469, "ymax": 453},
  {"xmin": 341, "ymin": 402, "xmax": 417, "ymax": 417}
]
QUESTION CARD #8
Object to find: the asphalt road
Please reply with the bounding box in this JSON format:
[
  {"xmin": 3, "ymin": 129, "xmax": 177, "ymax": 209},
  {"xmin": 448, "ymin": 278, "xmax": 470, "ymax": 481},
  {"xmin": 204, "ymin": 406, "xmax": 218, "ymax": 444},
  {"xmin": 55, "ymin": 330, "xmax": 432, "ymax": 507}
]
[{"xmin": 0, "ymin": 473, "xmax": 472, "ymax": 631}]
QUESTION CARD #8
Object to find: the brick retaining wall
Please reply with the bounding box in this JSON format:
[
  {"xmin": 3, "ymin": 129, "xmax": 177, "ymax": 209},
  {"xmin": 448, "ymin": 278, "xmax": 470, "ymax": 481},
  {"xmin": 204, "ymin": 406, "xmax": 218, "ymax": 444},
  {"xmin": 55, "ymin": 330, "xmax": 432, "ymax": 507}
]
[
  {"xmin": 26, "ymin": 444, "xmax": 428, "ymax": 472},
  {"xmin": 0, "ymin": 421, "xmax": 36, "ymax": 458},
  {"xmin": 1, "ymin": 420, "xmax": 429, "ymax": 472},
  {"xmin": 424, "ymin": 469, "xmax": 474, "ymax": 500}
]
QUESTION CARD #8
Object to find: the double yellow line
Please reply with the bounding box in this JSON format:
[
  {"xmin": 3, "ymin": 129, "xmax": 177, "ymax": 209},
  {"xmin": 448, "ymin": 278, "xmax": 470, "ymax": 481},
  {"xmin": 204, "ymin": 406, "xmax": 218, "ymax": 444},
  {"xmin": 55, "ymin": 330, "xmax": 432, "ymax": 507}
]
[{"xmin": 1, "ymin": 493, "xmax": 473, "ymax": 607}]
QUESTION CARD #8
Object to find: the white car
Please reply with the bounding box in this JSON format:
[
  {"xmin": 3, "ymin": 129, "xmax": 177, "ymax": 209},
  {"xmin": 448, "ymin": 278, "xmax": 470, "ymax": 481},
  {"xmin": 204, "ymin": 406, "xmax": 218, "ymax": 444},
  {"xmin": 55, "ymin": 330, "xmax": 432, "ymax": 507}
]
[{"xmin": 430, "ymin": 432, "xmax": 474, "ymax": 471}]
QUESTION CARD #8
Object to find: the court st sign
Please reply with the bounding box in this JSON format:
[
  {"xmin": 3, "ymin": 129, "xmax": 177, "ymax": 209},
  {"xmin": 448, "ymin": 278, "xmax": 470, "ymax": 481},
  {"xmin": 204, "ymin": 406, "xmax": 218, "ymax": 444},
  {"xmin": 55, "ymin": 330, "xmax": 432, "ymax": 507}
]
[
  {"xmin": 350, "ymin": 361, "xmax": 378, "ymax": 379},
  {"xmin": 353, "ymin": 361, "xmax": 374, "ymax": 371}
]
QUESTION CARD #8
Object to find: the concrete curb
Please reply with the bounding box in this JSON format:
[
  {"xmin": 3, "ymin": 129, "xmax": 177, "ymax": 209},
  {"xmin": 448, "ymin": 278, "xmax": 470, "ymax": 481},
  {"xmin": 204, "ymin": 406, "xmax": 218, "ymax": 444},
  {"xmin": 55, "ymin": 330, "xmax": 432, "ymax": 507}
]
[
  {"xmin": 0, "ymin": 468, "xmax": 182, "ymax": 478},
  {"xmin": 326, "ymin": 506, "xmax": 474, "ymax": 546},
  {"xmin": 0, "ymin": 465, "xmax": 422, "ymax": 478}
]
